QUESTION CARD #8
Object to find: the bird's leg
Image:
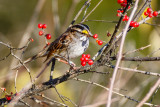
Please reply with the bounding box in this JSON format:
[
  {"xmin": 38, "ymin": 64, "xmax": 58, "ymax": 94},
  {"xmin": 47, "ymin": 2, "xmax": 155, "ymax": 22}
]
[
  {"xmin": 57, "ymin": 59, "xmax": 76, "ymax": 68},
  {"xmin": 49, "ymin": 58, "xmax": 56, "ymax": 82},
  {"xmin": 66, "ymin": 49, "xmax": 77, "ymax": 70}
]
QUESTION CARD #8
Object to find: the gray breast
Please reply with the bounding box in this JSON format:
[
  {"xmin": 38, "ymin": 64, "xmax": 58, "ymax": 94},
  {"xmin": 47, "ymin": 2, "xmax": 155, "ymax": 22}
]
[{"xmin": 67, "ymin": 35, "xmax": 89, "ymax": 59}]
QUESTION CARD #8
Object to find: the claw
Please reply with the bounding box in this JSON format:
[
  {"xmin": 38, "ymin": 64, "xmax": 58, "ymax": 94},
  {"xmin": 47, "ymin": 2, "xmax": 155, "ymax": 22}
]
[{"xmin": 49, "ymin": 76, "xmax": 53, "ymax": 84}]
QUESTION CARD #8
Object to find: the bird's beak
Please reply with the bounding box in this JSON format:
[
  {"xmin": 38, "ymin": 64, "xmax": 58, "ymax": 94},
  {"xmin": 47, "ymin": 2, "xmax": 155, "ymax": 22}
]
[{"xmin": 88, "ymin": 32, "xmax": 93, "ymax": 37}]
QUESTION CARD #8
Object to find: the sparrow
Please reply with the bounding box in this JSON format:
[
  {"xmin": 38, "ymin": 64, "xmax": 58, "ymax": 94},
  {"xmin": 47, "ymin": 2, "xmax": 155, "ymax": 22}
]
[{"xmin": 13, "ymin": 23, "xmax": 93, "ymax": 70}]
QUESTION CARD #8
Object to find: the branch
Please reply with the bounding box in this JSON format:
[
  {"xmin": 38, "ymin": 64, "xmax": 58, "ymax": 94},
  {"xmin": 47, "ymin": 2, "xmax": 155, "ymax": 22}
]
[
  {"xmin": 81, "ymin": 0, "xmax": 103, "ymax": 23},
  {"xmin": 122, "ymin": 56, "xmax": 160, "ymax": 61},
  {"xmin": 107, "ymin": 1, "xmax": 139, "ymax": 106},
  {"xmin": 118, "ymin": 67, "xmax": 160, "ymax": 77},
  {"xmin": 0, "ymin": 61, "xmax": 102, "ymax": 106},
  {"xmin": 73, "ymin": 78, "xmax": 156, "ymax": 107},
  {"xmin": 69, "ymin": 0, "xmax": 92, "ymax": 26},
  {"xmin": 136, "ymin": 78, "xmax": 160, "ymax": 107}
]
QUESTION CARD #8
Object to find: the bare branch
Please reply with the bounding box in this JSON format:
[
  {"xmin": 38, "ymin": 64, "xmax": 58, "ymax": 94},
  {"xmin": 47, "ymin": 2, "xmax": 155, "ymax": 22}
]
[
  {"xmin": 107, "ymin": 1, "xmax": 139, "ymax": 106},
  {"xmin": 136, "ymin": 78, "xmax": 160, "ymax": 107},
  {"xmin": 73, "ymin": 78, "xmax": 156, "ymax": 107}
]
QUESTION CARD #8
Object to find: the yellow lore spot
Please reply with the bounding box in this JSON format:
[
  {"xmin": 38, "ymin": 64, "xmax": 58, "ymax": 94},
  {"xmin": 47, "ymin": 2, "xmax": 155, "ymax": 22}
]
[{"xmin": 82, "ymin": 30, "xmax": 88, "ymax": 34}]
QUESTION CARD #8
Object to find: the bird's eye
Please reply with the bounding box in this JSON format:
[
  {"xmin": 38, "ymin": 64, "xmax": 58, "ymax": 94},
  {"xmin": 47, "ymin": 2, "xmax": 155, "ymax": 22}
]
[{"xmin": 82, "ymin": 30, "xmax": 88, "ymax": 34}]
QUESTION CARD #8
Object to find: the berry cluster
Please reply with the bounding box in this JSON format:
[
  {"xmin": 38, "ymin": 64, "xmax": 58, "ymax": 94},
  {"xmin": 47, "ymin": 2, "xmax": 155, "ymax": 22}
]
[
  {"xmin": 117, "ymin": 0, "xmax": 130, "ymax": 9},
  {"xmin": 80, "ymin": 54, "xmax": 93, "ymax": 66},
  {"xmin": 116, "ymin": 0, "xmax": 131, "ymax": 16},
  {"xmin": 116, "ymin": 0, "xmax": 140, "ymax": 28},
  {"xmin": 93, "ymin": 34, "xmax": 103, "ymax": 45},
  {"xmin": 130, "ymin": 21, "xmax": 139, "ymax": 28},
  {"xmin": 122, "ymin": 15, "xmax": 129, "ymax": 21},
  {"xmin": 116, "ymin": 0, "xmax": 130, "ymax": 21},
  {"xmin": 117, "ymin": 9, "xmax": 123, "ymax": 17},
  {"xmin": 5, "ymin": 95, "xmax": 11, "ymax": 101},
  {"xmin": 38, "ymin": 24, "xmax": 47, "ymax": 29},
  {"xmin": 0, "ymin": 87, "xmax": 13, "ymax": 101},
  {"xmin": 144, "ymin": 8, "xmax": 158, "ymax": 18},
  {"xmin": 38, "ymin": 24, "xmax": 51, "ymax": 40},
  {"xmin": 38, "ymin": 23, "xmax": 51, "ymax": 46}
]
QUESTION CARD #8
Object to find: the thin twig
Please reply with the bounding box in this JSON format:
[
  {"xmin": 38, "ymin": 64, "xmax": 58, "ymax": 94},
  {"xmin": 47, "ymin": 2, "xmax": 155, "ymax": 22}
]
[
  {"xmin": 123, "ymin": 44, "xmax": 151, "ymax": 56},
  {"xmin": 122, "ymin": 56, "xmax": 160, "ymax": 61},
  {"xmin": 37, "ymin": 93, "xmax": 67, "ymax": 107},
  {"xmin": 69, "ymin": 0, "xmax": 92, "ymax": 26},
  {"xmin": 61, "ymin": 0, "xmax": 80, "ymax": 32},
  {"xmin": 54, "ymin": 87, "xmax": 66, "ymax": 105},
  {"xmin": 118, "ymin": 67, "xmax": 160, "ymax": 77},
  {"xmin": 73, "ymin": 78, "xmax": 156, "ymax": 107},
  {"xmin": 144, "ymin": 22, "xmax": 160, "ymax": 27},
  {"xmin": 19, "ymin": 100, "xmax": 31, "ymax": 107},
  {"xmin": 11, "ymin": 50, "xmax": 33, "ymax": 83},
  {"xmin": 136, "ymin": 78, "xmax": 160, "ymax": 107},
  {"xmin": 149, "ymin": 85, "xmax": 160, "ymax": 103},
  {"xmin": 81, "ymin": 0, "xmax": 103, "ymax": 23},
  {"xmin": 52, "ymin": 0, "xmax": 60, "ymax": 35},
  {"xmin": 85, "ymin": 20, "xmax": 118, "ymax": 23}
]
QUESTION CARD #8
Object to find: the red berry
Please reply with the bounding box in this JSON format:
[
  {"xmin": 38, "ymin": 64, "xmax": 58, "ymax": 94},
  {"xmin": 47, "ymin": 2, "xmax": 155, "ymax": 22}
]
[
  {"xmin": 84, "ymin": 57, "xmax": 89, "ymax": 62},
  {"xmin": 5, "ymin": 95, "xmax": 11, "ymax": 101},
  {"xmin": 1, "ymin": 88, "xmax": 6, "ymax": 91},
  {"xmin": 133, "ymin": 22, "xmax": 139, "ymax": 27},
  {"xmin": 81, "ymin": 61, "xmax": 86, "ymax": 66},
  {"xmin": 98, "ymin": 40, "xmax": 103, "ymax": 45},
  {"xmin": 46, "ymin": 34, "xmax": 51, "ymax": 40},
  {"xmin": 86, "ymin": 54, "xmax": 90, "ymax": 59},
  {"xmin": 117, "ymin": 0, "xmax": 124, "ymax": 4},
  {"xmin": 39, "ymin": 30, "xmax": 43, "ymax": 36},
  {"xmin": 135, "ymin": 22, "xmax": 139, "ymax": 27},
  {"xmin": 123, "ymin": 17, "xmax": 126, "ymax": 21},
  {"xmin": 148, "ymin": 13, "xmax": 153, "ymax": 18},
  {"xmin": 117, "ymin": 10, "xmax": 121, "ymax": 13},
  {"xmin": 144, "ymin": 11, "xmax": 148, "ymax": 16},
  {"xmin": 121, "ymin": 3, "xmax": 127, "ymax": 7},
  {"xmin": 42, "ymin": 24, "xmax": 47, "ymax": 29},
  {"xmin": 120, "ymin": 10, "xmax": 124, "ymax": 13},
  {"xmin": 93, "ymin": 34, "xmax": 98, "ymax": 39},
  {"xmin": 47, "ymin": 42, "xmax": 50, "ymax": 45},
  {"xmin": 82, "ymin": 54, "xmax": 86, "ymax": 58},
  {"xmin": 128, "ymin": 6, "xmax": 131, "ymax": 9},
  {"xmin": 130, "ymin": 21, "xmax": 134, "ymax": 27},
  {"xmin": 153, "ymin": 11, "xmax": 158, "ymax": 17},
  {"xmin": 30, "ymin": 38, "xmax": 34, "ymax": 42},
  {"xmin": 147, "ymin": 8, "xmax": 152, "ymax": 13},
  {"xmin": 133, "ymin": 23, "xmax": 136, "ymax": 27},
  {"xmin": 80, "ymin": 57, "xmax": 85, "ymax": 61},
  {"xmin": 116, "ymin": 13, "xmax": 120, "ymax": 17},
  {"xmin": 38, "ymin": 24, "xmax": 43, "ymax": 28},
  {"xmin": 125, "ymin": 16, "xmax": 129, "ymax": 21},
  {"xmin": 123, "ymin": 15, "xmax": 129, "ymax": 21},
  {"xmin": 88, "ymin": 60, "xmax": 94, "ymax": 65}
]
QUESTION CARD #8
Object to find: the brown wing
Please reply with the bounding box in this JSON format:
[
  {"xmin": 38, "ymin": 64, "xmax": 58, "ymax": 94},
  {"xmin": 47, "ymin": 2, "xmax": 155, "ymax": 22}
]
[{"xmin": 45, "ymin": 32, "xmax": 72, "ymax": 61}]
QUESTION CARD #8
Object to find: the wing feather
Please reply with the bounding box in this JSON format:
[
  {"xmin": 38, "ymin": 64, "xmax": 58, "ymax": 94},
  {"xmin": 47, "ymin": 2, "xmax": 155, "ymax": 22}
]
[{"xmin": 45, "ymin": 32, "xmax": 72, "ymax": 61}]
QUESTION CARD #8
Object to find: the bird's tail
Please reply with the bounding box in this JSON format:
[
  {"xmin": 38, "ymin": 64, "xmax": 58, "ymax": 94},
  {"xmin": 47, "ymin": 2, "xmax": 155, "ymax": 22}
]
[{"xmin": 12, "ymin": 50, "xmax": 48, "ymax": 70}]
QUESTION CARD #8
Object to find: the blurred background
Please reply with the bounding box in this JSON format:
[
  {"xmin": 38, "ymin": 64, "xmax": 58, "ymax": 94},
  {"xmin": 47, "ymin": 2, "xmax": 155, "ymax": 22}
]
[{"xmin": 0, "ymin": 0, "xmax": 160, "ymax": 106}]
